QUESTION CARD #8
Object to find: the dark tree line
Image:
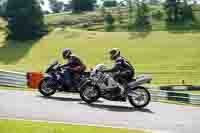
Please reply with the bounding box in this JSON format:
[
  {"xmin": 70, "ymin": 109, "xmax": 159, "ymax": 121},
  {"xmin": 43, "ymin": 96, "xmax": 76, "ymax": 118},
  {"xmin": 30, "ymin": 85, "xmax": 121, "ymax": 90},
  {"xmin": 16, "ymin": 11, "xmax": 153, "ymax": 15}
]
[
  {"xmin": 4, "ymin": 0, "xmax": 47, "ymax": 40},
  {"xmin": 103, "ymin": 0, "xmax": 117, "ymax": 7},
  {"xmin": 48, "ymin": 0, "xmax": 97, "ymax": 13},
  {"xmin": 0, "ymin": 0, "xmax": 197, "ymax": 40},
  {"xmin": 71, "ymin": 0, "xmax": 96, "ymax": 13},
  {"xmin": 49, "ymin": 0, "xmax": 65, "ymax": 13},
  {"xmin": 164, "ymin": 0, "xmax": 194, "ymax": 22}
]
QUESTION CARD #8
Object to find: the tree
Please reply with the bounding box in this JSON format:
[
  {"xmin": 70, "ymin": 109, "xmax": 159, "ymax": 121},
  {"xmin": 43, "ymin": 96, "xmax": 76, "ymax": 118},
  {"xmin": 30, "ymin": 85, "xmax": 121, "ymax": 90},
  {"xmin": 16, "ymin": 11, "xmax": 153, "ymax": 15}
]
[
  {"xmin": 100, "ymin": 0, "xmax": 106, "ymax": 18},
  {"xmin": 49, "ymin": 0, "xmax": 64, "ymax": 13},
  {"xmin": 164, "ymin": 0, "xmax": 194, "ymax": 23},
  {"xmin": 39, "ymin": 0, "xmax": 45, "ymax": 5},
  {"xmin": 100, "ymin": 5, "xmax": 106, "ymax": 18},
  {"xmin": 103, "ymin": 0, "xmax": 117, "ymax": 7},
  {"xmin": 117, "ymin": 3, "xmax": 123, "ymax": 24},
  {"xmin": 126, "ymin": 0, "xmax": 134, "ymax": 27},
  {"xmin": 182, "ymin": 0, "xmax": 194, "ymax": 21},
  {"xmin": 5, "ymin": 0, "xmax": 46, "ymax": 40},
  {"xmin": 125, "ymin": 0, "xmax": 151, "ymax": 30},
  {"xmin": 134, "ymin": 1, "xmax": 151, "ymax": 29},
  {"xmin": 149, "ymin": 0, "xmax": 160, "ymax": 5},
  {"xmin": 72, "ymin": 0, "xmax": 96, "ymax": 13},
  {"xmin": 0, "ymin": 1, "xmax": 7, "ymax": 17},
  {"xmin": 64, "ymin": 4, "xmax": 72, "ymax": 11},
  {"xmin": 152, "ymin": 10, "xmax": 164, "ymax": 20},
  {"xmin": 104, "ymin": 12, "xmax": 115, "ymax": 31},
  {"xmin": 164, "ymin": 0, "xmax": 178, "ymax": 22}
]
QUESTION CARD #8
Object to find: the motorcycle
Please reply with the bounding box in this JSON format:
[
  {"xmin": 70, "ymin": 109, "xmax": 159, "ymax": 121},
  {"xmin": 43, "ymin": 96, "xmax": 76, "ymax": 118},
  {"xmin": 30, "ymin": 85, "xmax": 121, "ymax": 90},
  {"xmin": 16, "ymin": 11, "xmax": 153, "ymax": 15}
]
[
  {"xmin": 79, "ymin": 64, "xmax": 152, "ymax": 108},
  {"xmin": 38, "ymin": 60, "xmax": 89, "ymax": 97}
]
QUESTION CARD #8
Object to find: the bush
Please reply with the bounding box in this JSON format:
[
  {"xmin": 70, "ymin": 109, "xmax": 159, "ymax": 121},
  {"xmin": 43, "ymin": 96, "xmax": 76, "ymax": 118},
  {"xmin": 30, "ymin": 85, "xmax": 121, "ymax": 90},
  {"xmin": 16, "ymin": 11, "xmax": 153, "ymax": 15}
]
[
  {"xmin": 133, "ymin": 2, "xmax": 152, "ymax": 30},
  {"xmin": 152, "ymin": 10, "xmax": 164, "ymax": 20}
]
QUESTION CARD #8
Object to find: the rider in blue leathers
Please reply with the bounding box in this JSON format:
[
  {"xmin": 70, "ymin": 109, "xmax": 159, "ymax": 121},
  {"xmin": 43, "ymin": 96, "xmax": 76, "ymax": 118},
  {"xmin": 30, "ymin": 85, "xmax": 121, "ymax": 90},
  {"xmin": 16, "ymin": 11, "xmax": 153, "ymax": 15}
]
[{"xmin": 60, "ymin": 48, "xmax": 86, "ymax": 88}]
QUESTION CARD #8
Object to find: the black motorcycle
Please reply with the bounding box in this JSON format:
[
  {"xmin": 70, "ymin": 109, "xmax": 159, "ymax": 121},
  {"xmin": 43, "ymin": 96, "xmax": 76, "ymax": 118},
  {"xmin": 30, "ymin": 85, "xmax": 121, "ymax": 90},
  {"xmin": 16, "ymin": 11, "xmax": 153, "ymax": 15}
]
[{"xmin": 38, "ymin": 60, "xmax": 89, "ymax": 97}]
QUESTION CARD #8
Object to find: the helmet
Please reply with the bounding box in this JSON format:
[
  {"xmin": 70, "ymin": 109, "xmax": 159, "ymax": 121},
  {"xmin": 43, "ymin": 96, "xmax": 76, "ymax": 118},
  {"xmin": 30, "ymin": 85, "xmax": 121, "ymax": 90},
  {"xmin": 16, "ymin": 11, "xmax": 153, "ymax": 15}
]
[
  {"xmin": 109, "ymin": 48, "xmax": 120, "ymax": 60},
  {"xmin": 62, "ymin": 48, "xmax": 72, "ymax": 59}
]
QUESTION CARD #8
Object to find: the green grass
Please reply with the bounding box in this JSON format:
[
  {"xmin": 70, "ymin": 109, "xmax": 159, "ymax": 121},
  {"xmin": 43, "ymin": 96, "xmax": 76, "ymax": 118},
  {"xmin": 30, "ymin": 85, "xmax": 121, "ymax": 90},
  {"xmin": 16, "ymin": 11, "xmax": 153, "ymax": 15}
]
[
  {"xmin": 1, "ymin": 28, "xmax": 200, "ymax": 85},
  {"xmin": 178, "ymin": 91, "xmax": 200, "ymax": 95},
  {"xmin": 0, "ymin": 86, "xmax": 31, "ymax": 91},
  {"xmin": 155, "ymin": 100, "xmax": 200, "ymax": 107},
  {"xmin": 0, "ymin": 119, "xmax": 149, "ymax": 133},
  {"xmin": 45, "ymin": 11, "xmax": 102, "ymax": 25}
]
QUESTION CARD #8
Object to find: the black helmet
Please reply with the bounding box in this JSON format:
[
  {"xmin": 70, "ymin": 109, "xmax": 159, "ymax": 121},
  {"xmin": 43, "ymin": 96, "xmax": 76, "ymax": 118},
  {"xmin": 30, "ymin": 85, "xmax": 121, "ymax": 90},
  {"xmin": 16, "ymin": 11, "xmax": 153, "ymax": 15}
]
[
  {"xmin": 62, "ymin": 48, "xmax": 72, "ymax": 59},
  {"xmin": 109, "ymin": 48, "xmax": 120, "ymax": 60}
]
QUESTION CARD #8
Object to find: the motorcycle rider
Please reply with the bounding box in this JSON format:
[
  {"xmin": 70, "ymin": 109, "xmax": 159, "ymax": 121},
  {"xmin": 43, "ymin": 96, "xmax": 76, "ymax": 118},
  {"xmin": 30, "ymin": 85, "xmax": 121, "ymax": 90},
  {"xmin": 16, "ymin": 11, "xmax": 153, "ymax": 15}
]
[
  {"xmin": 59, "ymin": 48, "xmax": 86, "ymax": 88},
  {"xmin": 103, "ymin": 48, "xmax": 135, "ymax": 98}
]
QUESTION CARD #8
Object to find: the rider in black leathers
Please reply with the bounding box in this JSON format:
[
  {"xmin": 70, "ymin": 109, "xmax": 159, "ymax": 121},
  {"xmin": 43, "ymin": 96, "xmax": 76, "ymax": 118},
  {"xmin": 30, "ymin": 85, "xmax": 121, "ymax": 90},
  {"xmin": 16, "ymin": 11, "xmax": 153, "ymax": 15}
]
[{"xmin": 103, "ymin": 48, "xmax": 135, "ymax": 98}]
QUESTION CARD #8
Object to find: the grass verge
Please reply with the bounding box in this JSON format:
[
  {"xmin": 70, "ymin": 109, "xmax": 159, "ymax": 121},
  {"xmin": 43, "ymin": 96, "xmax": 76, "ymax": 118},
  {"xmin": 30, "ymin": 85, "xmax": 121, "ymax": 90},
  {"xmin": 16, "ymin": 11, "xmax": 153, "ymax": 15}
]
[
  {"xmin": 0, "ymin": 86, "xmax": 32, "ymax": 91},
  {"xmin": 0, "ymin": 119, "xmax": 149, "ymax": 133},
  {"xmin": 155, "ymin": 100, "xmax": 200, "ymax": 107}
]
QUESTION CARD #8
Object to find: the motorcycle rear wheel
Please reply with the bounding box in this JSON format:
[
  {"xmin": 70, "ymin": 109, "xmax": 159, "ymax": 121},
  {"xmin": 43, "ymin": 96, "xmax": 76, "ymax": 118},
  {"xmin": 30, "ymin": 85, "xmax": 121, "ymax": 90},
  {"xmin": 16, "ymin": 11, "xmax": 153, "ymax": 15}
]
[{"xmin": 128, "ymin": 86, "xmax": 151, "ymax": 108}]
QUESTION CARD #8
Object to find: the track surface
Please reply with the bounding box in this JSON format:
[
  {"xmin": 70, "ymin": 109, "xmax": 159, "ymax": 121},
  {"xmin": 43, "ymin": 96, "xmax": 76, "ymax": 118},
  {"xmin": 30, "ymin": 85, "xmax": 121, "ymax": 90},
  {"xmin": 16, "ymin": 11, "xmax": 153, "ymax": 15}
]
[{"xmin": 0, "ymin": 90, "xmax": 200, "ymax": 133}]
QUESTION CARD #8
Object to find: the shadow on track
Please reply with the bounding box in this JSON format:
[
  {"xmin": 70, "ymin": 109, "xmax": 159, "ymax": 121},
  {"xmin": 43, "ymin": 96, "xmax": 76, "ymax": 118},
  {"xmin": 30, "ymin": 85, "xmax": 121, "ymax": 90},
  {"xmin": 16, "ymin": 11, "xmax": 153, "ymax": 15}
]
[
  {"xmin": 38, "ymin": 96, "xmax": 103, "ymax": 103},
  {"xmin": 38, "ymin": 95, "xmax": 153, "ymax": 113},
  {"xmin": 39, "ymin": 96, "xmax": 82, "ymax": 102},
  {"xmin": 80, "ymin": 103, "xmax": 154, "ymax": 113}
]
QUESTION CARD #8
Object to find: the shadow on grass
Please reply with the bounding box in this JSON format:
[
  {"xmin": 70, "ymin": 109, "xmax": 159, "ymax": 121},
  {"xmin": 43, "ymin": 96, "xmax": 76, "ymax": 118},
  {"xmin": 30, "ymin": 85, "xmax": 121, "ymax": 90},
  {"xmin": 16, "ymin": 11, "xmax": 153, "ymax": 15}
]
[
  {"xmin": 80, "ymin": 102, "xmax": 154, "ymax": 113},
  {"xmin": 128, "ymin": 31, "xmax": 151, "ymax": 39},
  {"xmin": 128, "ymin": 26, "xmax": 152, "ymax": 39},
  {"xmin": 0, "ymin": 40, "xmax": 38, "ymax": 64}
]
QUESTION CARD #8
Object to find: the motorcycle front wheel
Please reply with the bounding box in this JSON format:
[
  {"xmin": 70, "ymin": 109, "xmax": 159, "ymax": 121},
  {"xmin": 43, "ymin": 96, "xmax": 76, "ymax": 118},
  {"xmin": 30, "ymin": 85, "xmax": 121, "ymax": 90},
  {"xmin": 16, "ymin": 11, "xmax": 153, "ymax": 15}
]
[
  {"xmin": 128, "ymin": 86, "xmax": 151, "ymax": 108},
  {"xmin": 38, "ymin": 77, "xmax": 57, "ymax": 97},
  {"xmin": 80, "ymin": 83, "xmax": 100, "ymax": 104}
]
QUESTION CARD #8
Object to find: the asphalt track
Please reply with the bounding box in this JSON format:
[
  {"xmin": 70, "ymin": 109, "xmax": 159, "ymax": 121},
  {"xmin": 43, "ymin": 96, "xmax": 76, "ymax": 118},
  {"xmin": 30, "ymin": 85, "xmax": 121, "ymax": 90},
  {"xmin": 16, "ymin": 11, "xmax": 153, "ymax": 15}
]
[{"xmin": 0, "ymin": 89, "xmax": 200, "ymax": 133}]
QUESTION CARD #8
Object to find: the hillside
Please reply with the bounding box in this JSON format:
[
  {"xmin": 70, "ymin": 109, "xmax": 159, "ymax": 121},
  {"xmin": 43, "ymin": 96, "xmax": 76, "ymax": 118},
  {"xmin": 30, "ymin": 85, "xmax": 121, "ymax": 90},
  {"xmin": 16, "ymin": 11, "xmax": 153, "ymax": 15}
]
[{"xmin": 0, "ymin": 28, "xmax": 200, "ymax": 85}]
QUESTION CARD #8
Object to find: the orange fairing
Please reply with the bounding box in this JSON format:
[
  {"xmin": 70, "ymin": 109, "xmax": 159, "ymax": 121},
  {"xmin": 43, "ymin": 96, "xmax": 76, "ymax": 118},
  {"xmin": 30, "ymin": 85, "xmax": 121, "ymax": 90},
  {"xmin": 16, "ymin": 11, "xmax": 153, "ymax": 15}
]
[{"xmin": 27, "ymin": 72, "xmax": 44, "ymax": 89}]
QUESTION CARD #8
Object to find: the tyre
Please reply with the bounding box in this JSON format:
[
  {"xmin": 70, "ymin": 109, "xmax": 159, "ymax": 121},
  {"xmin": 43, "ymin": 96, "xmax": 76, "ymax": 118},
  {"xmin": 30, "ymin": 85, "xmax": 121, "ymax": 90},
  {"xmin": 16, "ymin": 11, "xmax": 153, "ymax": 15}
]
[
  {"xmin": 80, "ymin": 83, "xmax": 100, "ymax": 104},
  {"xmin": 128, "ymin": 86, "xmax": 151, "ymax": 108},
  {"xmin": 38, "ymin": 77, "xmax": 57, "ymax": 97}
]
